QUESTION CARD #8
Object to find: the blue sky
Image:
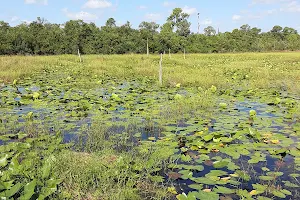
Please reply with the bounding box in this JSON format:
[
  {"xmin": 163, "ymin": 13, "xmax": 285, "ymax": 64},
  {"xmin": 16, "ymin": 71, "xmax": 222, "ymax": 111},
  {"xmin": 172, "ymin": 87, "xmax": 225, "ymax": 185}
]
[{"xmin": 1, "ymin": 0, "xmax": 300, "ymax": 33}]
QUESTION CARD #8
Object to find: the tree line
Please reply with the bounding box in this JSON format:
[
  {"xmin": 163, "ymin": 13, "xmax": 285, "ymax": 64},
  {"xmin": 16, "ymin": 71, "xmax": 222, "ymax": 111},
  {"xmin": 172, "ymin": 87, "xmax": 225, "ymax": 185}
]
[{"xmin": 1, "ymin": 8, "xmax": 300, "ymax": 55}]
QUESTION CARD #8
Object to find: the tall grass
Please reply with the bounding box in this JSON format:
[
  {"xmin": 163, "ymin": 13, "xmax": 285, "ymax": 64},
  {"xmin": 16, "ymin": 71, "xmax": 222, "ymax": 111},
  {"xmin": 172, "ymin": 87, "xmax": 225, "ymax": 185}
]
[
  {"xmin": 1, "ymin": 53, "xmax": 299, "ymax": 92},
  {"xmin": 54, "ymin": 123, "xmax": 175, "ymax": 200}
]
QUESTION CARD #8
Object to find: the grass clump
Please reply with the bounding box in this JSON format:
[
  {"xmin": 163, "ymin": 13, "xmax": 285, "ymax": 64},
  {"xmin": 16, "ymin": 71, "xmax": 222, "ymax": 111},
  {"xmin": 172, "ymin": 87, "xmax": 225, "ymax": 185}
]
[{"xmin": 54, "ymin": 123, "xmax": 177, "ymax": 200}]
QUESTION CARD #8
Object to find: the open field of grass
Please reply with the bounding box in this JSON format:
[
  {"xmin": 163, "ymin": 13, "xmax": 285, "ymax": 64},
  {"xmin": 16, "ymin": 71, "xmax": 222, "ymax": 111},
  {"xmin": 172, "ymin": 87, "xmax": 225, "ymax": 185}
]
[
  {"xmin": 0, "ymin": 53, "xmax": 300, "ymax": 200},
  {"xmin": 1, "ymin": 53, "xmax": 300, "ymax": 92}
]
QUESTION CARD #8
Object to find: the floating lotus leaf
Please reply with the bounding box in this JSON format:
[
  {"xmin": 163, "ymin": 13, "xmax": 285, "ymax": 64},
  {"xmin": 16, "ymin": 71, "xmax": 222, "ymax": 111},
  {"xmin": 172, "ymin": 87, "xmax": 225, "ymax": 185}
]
[
  {"xmin": 191, "ymin": 177, "xmax": 216, "ymax": 185},
  {"xmin": 210, "ymin": 85, "xmax": 217, "ymax": 93},
  {"xmin": 236, "ymin": 189, "xmax": 253, "ymax": 199},
  {"xmin": 249, "ymin": 110, "xmax": 257, "ymax": 117},
  {"xmin": 261, "ymin": 167, "xmax": 270, "ymax": 172},
  {"xmin": 289, "ymin": 174, "xmax": 300, "ymax": 178},
  {"xmin": 257, "ymin": 196, "xmax": 272, "ymax": 200},
  {"xmin": 227, "ymin": 162, "xmax": 240, "ymax": 171},
  {"xmin": 188, "ymin": 184, "xmax": 203, "ymax": 190},
  {"xmin": 259, "ymin": 176, "xmax": 273, "ymax": 181},
  {"xmin": 193, "ymin": 191, "xmax": 219, "ymax": 200},
  {"xmin": 213, "ymin": 186, "xmax": 235, "ymax": 194},
  {"xmin": 252, "ymin": 184, "xmax": 267, "ymax": 194},
  {"xmin": 272, "ymin": 190, "xmax": 286, "ymax": 198},
  {"xmin": 0, "ymin": 154, "xmax": 8, "ymax": 167},
  {"xmin": 283, "ymin": 181, "xmax": 299, "ymax": 188},
  {"xmin": 235, "ymin": 171, "xmax": 250, "ymax": 181},
  {"xmin": 274, "ymin": 97, "xmax": 281, "ymax": 105},
  {"xmin": 181, "ymin": 165, "xmax": 204, "ymax": 171},
  {"xmin": 32, "ymin": 92, "xmax": 40, "ymax": 99},
  {"xmin": 174, "ymin": 94, "xmax": 183, "ymax": 100},
  {"xmin": 181, "ymin": 155, "xmax": 192, "ymax": 162},
  {"xmin": 213, "ymin": 160, "xmax": 229, "ymax": 169},
  {"xmin": 219, "ymin": 103, "xmax": 227, "ymax": 109},
  {"xmin": 205, "ymin": 170, "xmax": 228, "ymax": 177},
  {"xmin": 179, "ymin": 170, "xmax": 193, "ymax": 180},
  {"xmin": 228, "ymin": 179, "xmax": 241, "ymax": 186},
  {"xmin": 203, "ymin": 134, "xmax": 214, "ymax": 142}
]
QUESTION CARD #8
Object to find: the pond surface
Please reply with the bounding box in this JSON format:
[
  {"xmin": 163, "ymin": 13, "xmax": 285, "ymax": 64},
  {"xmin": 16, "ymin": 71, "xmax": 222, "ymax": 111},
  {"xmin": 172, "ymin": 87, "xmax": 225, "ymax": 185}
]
[{"xmin": 0, "ymin": 66, "xmax": 299, "ymax": 199}]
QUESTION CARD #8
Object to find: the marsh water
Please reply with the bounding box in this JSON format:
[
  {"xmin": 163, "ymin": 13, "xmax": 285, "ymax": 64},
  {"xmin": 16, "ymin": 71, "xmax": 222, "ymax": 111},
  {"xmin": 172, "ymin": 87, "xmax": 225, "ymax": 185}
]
[{"xmin": 1, "ymin": 70, "xmax": 299, "ymax": 199}]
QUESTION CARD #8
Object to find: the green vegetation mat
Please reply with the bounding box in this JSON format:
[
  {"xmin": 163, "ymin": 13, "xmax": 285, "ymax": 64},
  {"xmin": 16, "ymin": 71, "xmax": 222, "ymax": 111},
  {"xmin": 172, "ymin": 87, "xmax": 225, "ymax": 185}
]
[{"xmin": 0, "ymin": 53, "xmax": 299, "ymax": 200}]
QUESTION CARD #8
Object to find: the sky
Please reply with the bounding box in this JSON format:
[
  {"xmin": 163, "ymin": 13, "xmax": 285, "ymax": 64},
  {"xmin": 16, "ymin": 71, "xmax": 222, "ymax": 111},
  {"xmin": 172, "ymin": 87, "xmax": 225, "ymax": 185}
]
[{"xmin": 1, "ymin": 0, "xmax": 300, "ymax": 33}]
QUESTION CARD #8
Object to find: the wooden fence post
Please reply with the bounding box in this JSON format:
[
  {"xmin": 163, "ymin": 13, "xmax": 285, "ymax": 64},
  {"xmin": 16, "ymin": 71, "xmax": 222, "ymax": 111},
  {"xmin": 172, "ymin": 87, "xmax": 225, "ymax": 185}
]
[
  {"xmin": 147, "ymin": 38, "xmax": 149, "ymax": 57},
  {"xmin": 78, "ymin": 49, "xmax": 82, "ymax": 63},
  {"xmin": 159, "ymin": 53, "xmax": 163, "ymax": 86}
]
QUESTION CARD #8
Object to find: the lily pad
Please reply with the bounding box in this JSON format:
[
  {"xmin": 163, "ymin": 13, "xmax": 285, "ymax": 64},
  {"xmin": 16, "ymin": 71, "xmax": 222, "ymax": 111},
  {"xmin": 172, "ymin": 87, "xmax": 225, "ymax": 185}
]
[
  {"xmin": 213, "ymin": 160, "xmax": 229, "ymax": 169},
  {"xmin": 213, "ymin": 186, "xmax": 235, "ymax": 194}
]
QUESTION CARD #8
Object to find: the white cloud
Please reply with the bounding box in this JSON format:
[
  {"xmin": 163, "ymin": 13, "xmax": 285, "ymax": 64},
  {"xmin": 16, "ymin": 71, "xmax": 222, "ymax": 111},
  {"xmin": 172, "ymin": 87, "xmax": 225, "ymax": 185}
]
[
  {"xmin": 21, "ymin": 20, "xmax": 32, "ymax": 24},
  {"xmin": 138, "ymin": 5, "xmax": 147, "ymax": 9},
  {"xmin": 10, "ymin": 16, "xmax": 19, "ymax": 22},
  {"xmin": 232, "ymin": 14, "xmax": 242, "ymax": 21},
  {"xmin": 251, "ymin": 0, "xmax": 276, "ymax": 4},
  {"xmin": 280, "ymin": 1, "xmax": 300, "ymax": 12},
  {"xmin": 83, "ymin": 0, "xmax": 112, "ymax": 9},
  {"xmin": 163, "ymin": 1, "xmax": 175, "ymax": 7},
  {"xmin": 251, "ymin": 0, "xmax": 290, "ymax": 5},
  {"xmin": 201, "ymin": 19, "xmax": 213, "ymax": 25},
  {"xmin": 145, "ymin": 13, "xmax": 162, "ymax": 22},
  {"xmin": 116, "ymin": 21, "xmax": 123, "ymax": 26},
  {"xmin": 63, "ymin": 8, "xmax": 98, "ymax": 21},
  {"xmin": 248, "ymin": 14, "xmax": 263, "ymax": 19},
  {"xmin": 232, "ymin": 8, "xmax": 278, "ymax": 22},
  {"xmin": 266, "ymin": 9, "xmax": 278, "ymax": 14},
  {"xmin": 182, "ymin": 6, "xmax": 197, "ymax": 15},
  {"xmin": 251, "ymin": 0, "xmax": 300, "ymax": 12},
  {"xmin": 24, "ymin": 0, "xmax": 47, "ymax": 5}
]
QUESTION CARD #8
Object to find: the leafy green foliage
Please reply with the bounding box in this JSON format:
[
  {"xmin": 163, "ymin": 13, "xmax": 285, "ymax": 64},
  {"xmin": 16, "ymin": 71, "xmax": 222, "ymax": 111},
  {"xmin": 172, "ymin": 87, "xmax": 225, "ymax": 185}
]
[
  {"xmin": 219, "ymin": 103, "xmax": 227, "ymax": 109},
  {"xmin": 249, "ymin": 109, "xmax": 257, "ymax": 117},
  {"xmin": 213, "ymin": 186, "xmax": 235, "ymax": 194},
  {"xmin": 1, "ymin": 12, "xmax": 300, "ymax": 55},
  {"xmin": 213, "ymin": 160, "xmax": 229, "ymax": 169},
  {"xmin": 272, "ymin": 190, "xmax": 286, "ymax": 198},
  {"xmin": 19, "ymin": 179, "xmax": 36, "ymax": 200},
  {"xmin": 1, "ymin": 52, "xmax": 300, "ymax": 200},
  {"xmin": 194, "ymin": 191, "xmax": 219, "ymax": 200},
  {"xmin": 0, "ymin": 133, "xmax": 66, "ymax": 199}
]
